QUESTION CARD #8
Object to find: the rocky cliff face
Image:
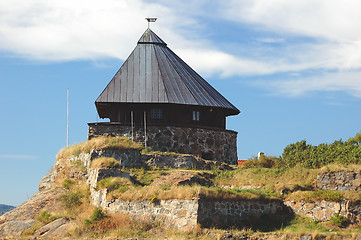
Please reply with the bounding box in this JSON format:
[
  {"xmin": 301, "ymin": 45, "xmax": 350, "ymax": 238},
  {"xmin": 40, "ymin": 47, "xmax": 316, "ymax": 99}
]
[
  {"xmin": 0, "ymin": 145, "xmax": 232, "ymax": 238},
  {"xmin": 1, "ymin": 138, "xmax": 361, "ymax": 238},
  {"xmin": 0, "ymin": 188, "xmax": 70, "ymax": 238}
]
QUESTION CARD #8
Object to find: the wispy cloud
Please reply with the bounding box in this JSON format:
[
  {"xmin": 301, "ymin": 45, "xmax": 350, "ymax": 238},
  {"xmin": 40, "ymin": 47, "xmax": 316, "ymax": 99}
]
[
  {"xmin": 251, "ymin": 71, "xmax": 361, "ymax": 98},
  {"xmin": 0, "ymin": 0, "xmax": 360, "ymax": 97},
  {"xmin": 217, "ymin": 0, "xmax": 361, "ymax": 96},
  {"xmin": 0, "ymin": 155, "xmax": 37, "ymax": 160}
]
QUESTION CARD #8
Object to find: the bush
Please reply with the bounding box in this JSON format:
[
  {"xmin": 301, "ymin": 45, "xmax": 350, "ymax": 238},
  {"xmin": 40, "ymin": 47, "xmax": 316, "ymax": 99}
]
[
  {"xmin": 278, "ymin": 131, "xmax": 361, "ymax": 168},
  {"xmin": 72, "ymin": 160, "xmax": 87, "ymax": 173},
  {"xmin": 96, "ymin": 177, "xmax": 132, "ymax": 192},
  {"xmin": 59, "ymin": 191, "xmax": 83, "ymax": 208},
  {"xmin": 243, "ymin": 155, "xmax": 277, "ymax": 168},
  {"xmin": 330, "ymin": 213, "xmax": 350, "ymax": 227},
  {"xmin": 36, "ymin": 211, "xmax": 58, "ymax": 224},
  {"xmin": 62, "ymin": 179, "xmax": 75, "ymax": 190},
  {"xmin": 90, "ymin": 207, "xmax": 107, "ymax": 222}
]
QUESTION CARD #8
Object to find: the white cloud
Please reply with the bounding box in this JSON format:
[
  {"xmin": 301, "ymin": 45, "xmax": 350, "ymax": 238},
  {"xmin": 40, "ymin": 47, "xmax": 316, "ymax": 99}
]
[
  {"xmin": 256, "ymin": 38, "xmax": 285, "ymax": 44},
  {"xmin": 0, "ymin": 0, "xmax": 360, "ymax": 97},
  {"xmin": 225, "ymin": 0, "xmax": 361, "ymax": 41},
  {"xmin": 252, "ymin": 71, "xmax": 361, "ymax": 98},
  {"xmin": 218, "ymin": 0, "xmax": 361, "ymax": 96},
  {"xmin": 0, "ymin": 0, "xmax": 179, "ymax": 60}
]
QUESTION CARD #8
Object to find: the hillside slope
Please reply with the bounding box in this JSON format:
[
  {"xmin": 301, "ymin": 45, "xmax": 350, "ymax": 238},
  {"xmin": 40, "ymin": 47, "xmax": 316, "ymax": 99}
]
[{"xmin": 1, "ymin": 136, "xmax": 361, "ymax": 239}]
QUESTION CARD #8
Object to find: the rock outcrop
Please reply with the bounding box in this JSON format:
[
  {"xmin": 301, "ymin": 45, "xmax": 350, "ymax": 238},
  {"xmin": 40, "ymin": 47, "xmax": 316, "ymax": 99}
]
[
  {"xmin": 0, "ymin": 188, "xmax": 66, "ymax": 238},
  {"xmin": 0, "ymin": 188, "xmax": 66, "ymax": 224},
  {"xmin": 2, "ymin": 139, "xmax": 361, "ymax": 239},
  {"xmin": 0, "ymin": 220, "xmax": 35, "ymax": 238}
]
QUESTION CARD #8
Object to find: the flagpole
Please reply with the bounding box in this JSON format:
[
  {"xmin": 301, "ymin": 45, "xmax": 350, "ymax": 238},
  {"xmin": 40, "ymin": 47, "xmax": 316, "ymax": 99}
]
[{"xmin": 67, "ymin": 88, "xmax": 69, "ymax": 147}]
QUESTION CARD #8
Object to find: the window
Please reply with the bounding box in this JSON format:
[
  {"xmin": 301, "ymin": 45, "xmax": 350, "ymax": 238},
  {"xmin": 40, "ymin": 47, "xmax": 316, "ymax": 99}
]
[
  {"xmin": 151, "ymin": 108, "xmax": 163, "ymax": 119},
  {"xmin": 192, "ymin": 111, "xmax": 200, "ymax": 121}
]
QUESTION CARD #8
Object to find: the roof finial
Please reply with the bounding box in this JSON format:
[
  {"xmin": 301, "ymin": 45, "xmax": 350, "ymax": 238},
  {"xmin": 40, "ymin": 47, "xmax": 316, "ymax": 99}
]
[{"xmin": 145, "ymin": 17, "xmax": 157, "ymax": 29}]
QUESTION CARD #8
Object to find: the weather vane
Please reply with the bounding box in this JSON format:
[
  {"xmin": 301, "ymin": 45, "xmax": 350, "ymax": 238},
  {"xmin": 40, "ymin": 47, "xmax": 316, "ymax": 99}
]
[{"xmin": 145, "ymin": 17, "xmax": 157, "ymax": 28}]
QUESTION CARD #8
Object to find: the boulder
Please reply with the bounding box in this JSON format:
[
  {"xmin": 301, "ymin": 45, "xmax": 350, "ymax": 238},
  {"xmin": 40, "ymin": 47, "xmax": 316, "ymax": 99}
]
[
  {"xmin": 42, "ymin": 221, "xmax": 77, "ymax": 238},
  {"xmin": 0, "ymin": 220, "xmax": 35, "ymax": 237},
  {"xmin": 34, "ymin": 217, "xmax": 68, "ymax": 236},
  {"xmin": 0, "ymin": 188, "xmax": 66, "ymax": 222}
]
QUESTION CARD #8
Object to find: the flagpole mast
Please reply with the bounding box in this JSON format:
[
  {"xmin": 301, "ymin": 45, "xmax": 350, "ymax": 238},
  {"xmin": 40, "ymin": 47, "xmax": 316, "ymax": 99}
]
[
  {"xmin": 144, "ymin": 111, "xmax": 147, "ymax": 149},
  {"xmin": 67, "ymin": 88, "xmax": 69, "ymax": 147}
]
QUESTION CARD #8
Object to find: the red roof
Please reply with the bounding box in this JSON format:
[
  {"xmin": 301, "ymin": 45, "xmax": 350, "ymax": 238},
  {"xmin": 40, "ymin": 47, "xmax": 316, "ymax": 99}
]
[{"xmin": 237, "ymin": 160, "xmax": 247, "ymax": 166}]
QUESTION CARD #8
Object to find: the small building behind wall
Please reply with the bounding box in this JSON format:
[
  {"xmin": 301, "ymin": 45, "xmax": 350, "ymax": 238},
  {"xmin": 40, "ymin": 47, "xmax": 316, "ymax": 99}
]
[{"xmin": 88, "ymin": 27, "xmax": 240, "ymax": 164}]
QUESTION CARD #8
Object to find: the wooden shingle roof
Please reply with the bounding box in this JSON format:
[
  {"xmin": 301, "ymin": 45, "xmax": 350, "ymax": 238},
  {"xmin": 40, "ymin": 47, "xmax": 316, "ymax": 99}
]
[{"xmin": 96, "ymin": 28, "xmax": 240, "ymax": 115}]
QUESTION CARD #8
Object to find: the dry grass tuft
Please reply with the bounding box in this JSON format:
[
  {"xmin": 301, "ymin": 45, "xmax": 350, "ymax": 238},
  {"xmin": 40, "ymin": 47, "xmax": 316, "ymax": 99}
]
[
  {"xmin": 90, "ymin": 157, "xmax": 120, "ymax": 169},
  {"xmin": 214, "ymin": 167, "xmax": 318, "ymax": 192},
  {"xmin": 97, "ymin": 177, "xmax": 133, "ymax": 192},
  {"xmin": 288, "ymin": 190, "xmax": 361, "ymax": 202},
  {"xmin": 319, "ymin": 163, "xmax": 361, "ymax": 172},
  {"xmin": 57, "ymin": 136, "xmax": 142, "ymax": 160}
]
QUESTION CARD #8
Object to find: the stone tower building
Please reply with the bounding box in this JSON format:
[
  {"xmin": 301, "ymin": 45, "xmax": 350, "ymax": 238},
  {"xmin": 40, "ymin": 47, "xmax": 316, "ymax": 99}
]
[{"xmin": 88, "ymin": 27, "xmax": 240, "ymax": 164}]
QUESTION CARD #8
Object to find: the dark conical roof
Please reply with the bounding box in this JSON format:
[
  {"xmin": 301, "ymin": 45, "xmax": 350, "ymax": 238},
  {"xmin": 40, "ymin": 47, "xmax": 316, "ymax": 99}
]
[{"xmin": 96, "ymin": 28, "xmax": 240, "ymax": 115}]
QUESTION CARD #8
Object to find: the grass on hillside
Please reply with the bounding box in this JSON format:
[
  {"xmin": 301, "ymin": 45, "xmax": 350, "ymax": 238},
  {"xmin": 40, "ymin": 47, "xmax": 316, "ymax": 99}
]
[
  {"xmin": 213, "ymin": 166, "xmax": 318, "ymax": 192},
  {"xmin": 57, "ymin": 136, "xmax": 142, "ymax": 160},
  {"xmin": 90, "ymin": 157, "xmax": 120, "ymax": 169},
  {"xmin": 94, "ymin": 168, "xmax": 281, "ymax": 201},
  {"xmin": 141, "ymin": 148, "xmax": 192, "ymax": 156},
  {"xmin": 319, "ymin": 163, "xmax": 361, "ymax": 172},
  {"xmin": 287, "ymin": 190, "xmax": 361, "ymax": 202},
  {"xmin": 93, "ymin": 163, "xmax": 361, "ymax": 202}
]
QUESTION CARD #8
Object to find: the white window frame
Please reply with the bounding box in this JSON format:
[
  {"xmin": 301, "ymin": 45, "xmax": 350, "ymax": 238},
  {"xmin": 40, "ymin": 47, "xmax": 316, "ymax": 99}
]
[{"xmin": 192, "ymin": 110, "xmax": 200, "ymax": 121}]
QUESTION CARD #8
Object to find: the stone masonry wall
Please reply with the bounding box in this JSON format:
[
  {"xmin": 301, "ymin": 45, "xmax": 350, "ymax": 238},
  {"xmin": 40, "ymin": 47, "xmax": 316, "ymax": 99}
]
[
  {"xmin": 284, "ymin": 200, "xmax": 361, "ymax": 223},
  {"xmin": 198, "ymin": 199, "xmax": 286, "ymax": 228},
  {"xmin": 103, "ymin": 199, "xmax": 198, "ymax": 230},
  {"xmin": 317, "ymin": 171, "xmax": 361, "ymax": 191},
  {"xmin": 90, "ymin": 185, "xmax": 287, "ymax": 230},
  {"xmin": 88, "ymin": 123, "xmax": 238, "ymax": 164}
]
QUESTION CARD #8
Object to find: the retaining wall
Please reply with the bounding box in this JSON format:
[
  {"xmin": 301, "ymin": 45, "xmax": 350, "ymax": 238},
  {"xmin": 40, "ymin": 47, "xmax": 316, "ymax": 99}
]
[
  {"xmin": 284, "ymin": 200, "xmax": 361, "ymax": 223},
  {"xmin": 317, "ymin": 171, "xmax": 361, "ymax": 191},
  {"xmin": 88, "ymin": 123, "xmax": 238, "ymax": 164}
]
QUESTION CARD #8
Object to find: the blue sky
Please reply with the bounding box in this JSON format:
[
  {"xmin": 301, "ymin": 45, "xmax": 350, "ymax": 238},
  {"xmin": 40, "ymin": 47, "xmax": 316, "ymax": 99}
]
[{"xmin": 0, "ymin": 0, "xmax": 360, "ymax": 206}]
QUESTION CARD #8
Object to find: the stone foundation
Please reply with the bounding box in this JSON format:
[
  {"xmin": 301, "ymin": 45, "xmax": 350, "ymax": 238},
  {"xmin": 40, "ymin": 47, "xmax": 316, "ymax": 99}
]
[
  {"xmin": 101, "ymin": 199, "xmax": 199, "ymax": 230},
  {"xmin": 91, "ymin": 189, "xmax": 286, "ymax": 229},
  {"xmin": 88, "ymin": 123, "xmax": 238, "ymax": 164},
  {"xmin": 317, "ymin": 171, "xmax": 361, "ymax": 191},
  {"xmin": 197, "ymin": 199, "xmax": 286, "ymax": 228},
  {"xmin": 284, "ymin": 200, "xmax": 361, "ymax": 223}
]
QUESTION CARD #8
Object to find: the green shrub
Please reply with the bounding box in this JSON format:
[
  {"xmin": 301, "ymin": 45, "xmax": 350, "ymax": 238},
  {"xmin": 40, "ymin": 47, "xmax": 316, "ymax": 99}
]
[
  {"xmin": 278, "ymin": 131, "xmax": 361, "ymax": 168},
  {"xmin": 161, "ymin": 184, "xmax": 171, "ymax": 191},
  {"xmin": 59, "ymin": 191, "xmax": 83, "ymax": 208},
  {"xmin": 90, "ymin": 207, "xmax": 107, "ymax": 222},
  {"xmin": 72, "ymin": 160, "xmax": 87, "ymax": 173},
  {"xmin": 36, "ymin": 210, "xmax": 58, "ymax": 224},
  {"xmin": 243, "ymin": 155, "xmax": 278, "ymax": 169},
  {"xmin": 330, "ymin": 213, "xmax": 350, "ymax": 227},
  {"xmin": 63, "ymin": 179, "xmax": 75, "ymax": 190},
  {"xmin": 96, "ymin": 177, "xmax": 132, "ymax": 192}
]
